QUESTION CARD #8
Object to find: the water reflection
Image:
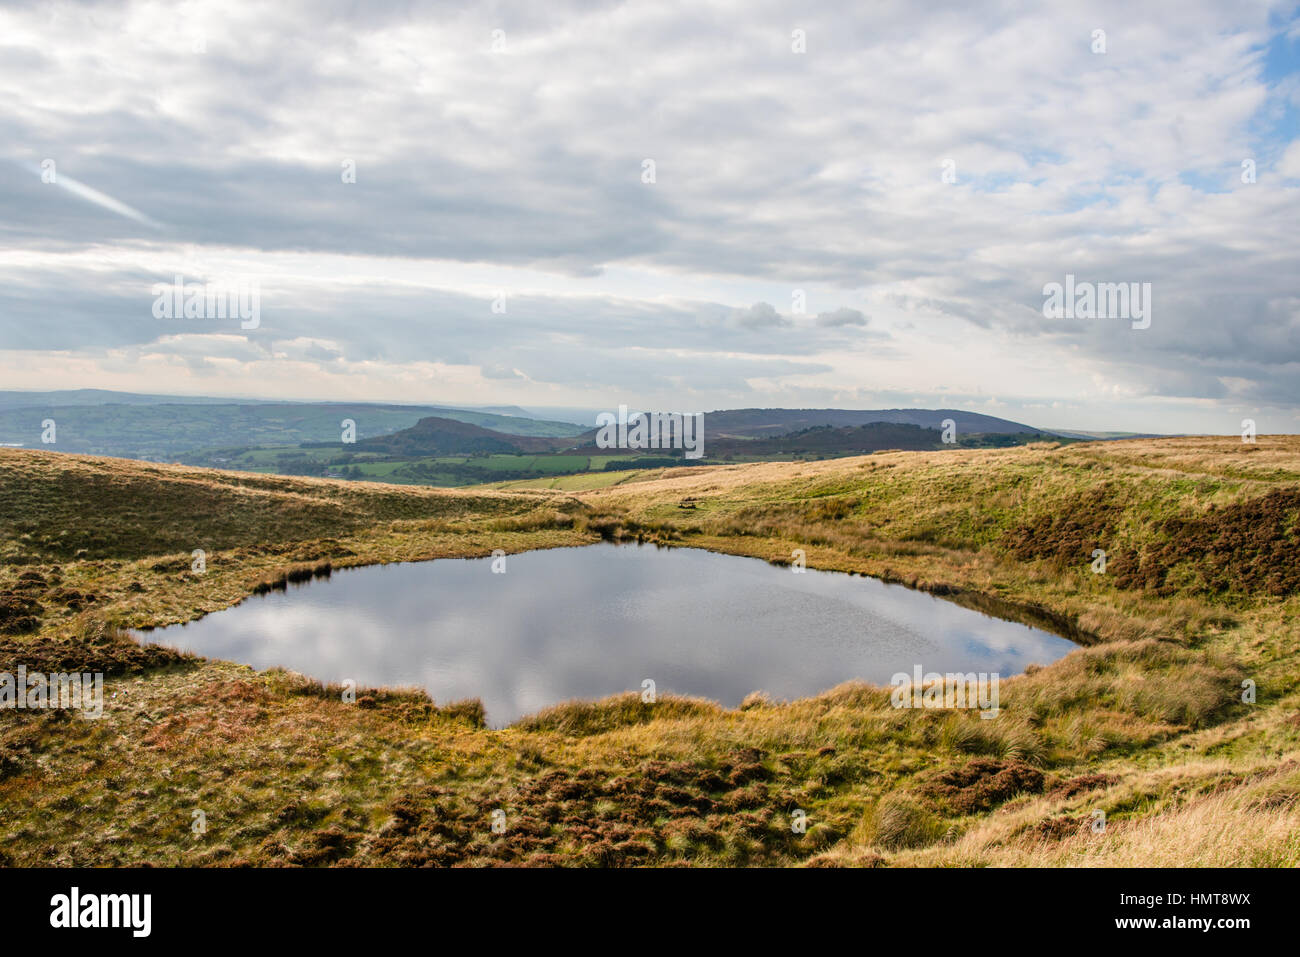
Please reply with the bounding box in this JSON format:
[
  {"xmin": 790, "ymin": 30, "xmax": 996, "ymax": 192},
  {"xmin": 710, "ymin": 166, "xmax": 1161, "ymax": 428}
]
[{"xmin": 142, "ymin": 543, "xmax": 1076, "ymax": 726}]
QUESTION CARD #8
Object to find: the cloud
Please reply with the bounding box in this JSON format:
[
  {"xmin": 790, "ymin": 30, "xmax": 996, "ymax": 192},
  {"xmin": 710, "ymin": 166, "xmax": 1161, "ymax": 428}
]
[
  {"xmin": 815, "ymin": 308, "xmax": 868, "ymax": 327},
  {"xmin": 481, "ymin": 363, "xmax": 527, "ymax": 380},
  {"xmin": 0, "ymin": 0, "xmax": 1296, "ymax": 432},
  {"xmin": 1278, "ymin": 140, "xmax": 1300, "ymax": 179},
  {"xmin": 731, "ymin": 302, "xmax": 788, "ymax": 329}
]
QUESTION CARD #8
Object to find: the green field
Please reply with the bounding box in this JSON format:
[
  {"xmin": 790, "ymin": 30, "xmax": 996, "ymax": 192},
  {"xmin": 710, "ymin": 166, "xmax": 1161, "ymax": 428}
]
[
  {"xmin": 185, "ymin": 446, "xmax": 713, "ymax": 488},
  {"xmin": 492, "ymin": 470, "xmax": 645, "ymax": 490}
]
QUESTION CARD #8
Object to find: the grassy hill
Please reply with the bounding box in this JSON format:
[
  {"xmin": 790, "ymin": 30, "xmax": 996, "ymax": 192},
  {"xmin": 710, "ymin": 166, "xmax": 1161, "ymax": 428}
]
[{"xmin": 1, "ymin": 437, "xmax": 1298, "ymax": 866}]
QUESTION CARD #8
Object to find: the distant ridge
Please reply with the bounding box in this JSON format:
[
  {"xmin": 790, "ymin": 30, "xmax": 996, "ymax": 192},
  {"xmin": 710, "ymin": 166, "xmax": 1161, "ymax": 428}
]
[
  {"xmin": 0, "ymin": 397, "xmax": 585, "ymax": 461},
  {"xmin": 0, "ymin": 390, "xmax": 586, "ymax": 433},
  {"xmin": 696, "ymin": 408, "xmax": 1054, "ymax": 438},
  {"xmin": 562, "ymin": 421, "xmax": 948, "ymax": 455},
  {"xmin": 1045, "ymin": 428, "xmax": 1165, "ymax": 441},
  {"xmin": 0, "ymin": 389, "xmax": 258, "ymax": 408}
]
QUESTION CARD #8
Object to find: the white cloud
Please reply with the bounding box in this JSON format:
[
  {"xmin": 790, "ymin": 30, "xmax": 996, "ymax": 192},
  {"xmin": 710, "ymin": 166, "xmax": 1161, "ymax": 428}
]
[{"xmin": 0, "ymin": 0, "xmax": 1296, "ymax": 432}]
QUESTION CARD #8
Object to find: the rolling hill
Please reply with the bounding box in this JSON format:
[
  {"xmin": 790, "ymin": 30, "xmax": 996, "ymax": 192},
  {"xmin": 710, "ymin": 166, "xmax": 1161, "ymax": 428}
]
[
  {"xmin": 698, "ymin": 408, "xmax": 1054, "ymax": 438},
  {"xmin": 351, "ymin": 416, "xmax": 573, "ymax": 456}
]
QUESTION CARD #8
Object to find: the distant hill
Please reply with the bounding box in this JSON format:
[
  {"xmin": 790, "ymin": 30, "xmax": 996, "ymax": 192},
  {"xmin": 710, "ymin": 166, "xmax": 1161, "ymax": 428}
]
[
  {"xmin": 352, "ymin": 416, "xmax": 570, "ymax": 457},
  {"xmin": 0, "ymin": 389, "xmax": 255, "ymax": 409},
  {"xmin": 418, "ymin": 407, "xmax": 583, "ymax": 435},
  {"xmin": 699, "ymin": 408, "xmax": 1053, "ymax": 438},
  {"xmin": 470, "ymin": 405, "xmax": 536, "ymax": 418},
  {"xmin": 709, "ymin": 422, "xmax": 948, "ymax": 455},
  {"xmin": 0, "ymin": 396, "xmax": 586, "ymax": 460},
  {"xmin": 1044, "ymin": 428, "xmax": 1164, "ymax": 441},
  {"xmin": 566, "ymin": 421, "xmax": 1058, "ymax": 458},
  {"xmin": 566, "ymin": 407, "xmax": 1056, "ymax": 449},
  {"xmin": 0, "ymin": 392, "xmax": 1091, "ymax": 467}
]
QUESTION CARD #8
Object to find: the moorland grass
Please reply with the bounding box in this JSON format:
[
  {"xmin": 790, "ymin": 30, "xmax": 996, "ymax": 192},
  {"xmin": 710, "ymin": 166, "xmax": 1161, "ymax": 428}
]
[{"xmin": 1, "ymin": 437, "xmax": 1298, "ymax": 866}]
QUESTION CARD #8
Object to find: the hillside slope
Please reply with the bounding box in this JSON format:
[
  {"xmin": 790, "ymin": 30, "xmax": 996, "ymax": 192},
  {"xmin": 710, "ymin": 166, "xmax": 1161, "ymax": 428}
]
[{"xmin": 1, "ymin": 438, "xmax": 1298, "ymax": 867}]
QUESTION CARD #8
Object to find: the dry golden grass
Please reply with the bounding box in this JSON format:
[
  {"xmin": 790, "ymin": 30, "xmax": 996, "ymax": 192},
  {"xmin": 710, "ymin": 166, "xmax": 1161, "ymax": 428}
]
[{"xmin": 874, "ymin": 755, "xmax": 1300, "ymax": 868}]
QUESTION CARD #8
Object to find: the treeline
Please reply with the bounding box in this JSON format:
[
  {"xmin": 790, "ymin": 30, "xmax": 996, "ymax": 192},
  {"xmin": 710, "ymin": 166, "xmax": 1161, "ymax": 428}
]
[{"xmin": 602, "ymin": 457, "xmax": 702, "ymax": 471}]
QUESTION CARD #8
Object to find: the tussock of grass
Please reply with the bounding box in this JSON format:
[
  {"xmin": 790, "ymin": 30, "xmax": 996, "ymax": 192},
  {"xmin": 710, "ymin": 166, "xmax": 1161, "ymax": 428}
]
[
  {"xmin": 273, "ymin": 672, "xmax": 488, "ymax": 727},
  {"xmin": 252, "ymin": 560, "xmax": 333, "ymax": 594},
  {"xmin": 862, "ymin": 793, "xmax": 948, "ymax": 850},
  {"xmin": 514, "ymin": 692, "xmax": 723, "ymax": 736},
  {"xmin": 0, "ymin": 618, "xmax": 194, "ymax": 676}
]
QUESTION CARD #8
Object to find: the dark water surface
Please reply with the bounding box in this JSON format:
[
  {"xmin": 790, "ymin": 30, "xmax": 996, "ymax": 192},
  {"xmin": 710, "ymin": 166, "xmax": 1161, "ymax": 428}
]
[{"xmin": 141, "ymin": 543, "xmax": 1076, "ymax": 726}]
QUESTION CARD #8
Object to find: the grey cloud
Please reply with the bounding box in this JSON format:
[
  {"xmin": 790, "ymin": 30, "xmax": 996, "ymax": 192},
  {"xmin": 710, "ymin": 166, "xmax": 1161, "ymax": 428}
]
[
  {"xmin": 731, "ymin": 302, "xmax": 787, "ymax": 329},
  {"xmin": 815, "ymin": 308, "xmax": 868, "ymax": 327}
]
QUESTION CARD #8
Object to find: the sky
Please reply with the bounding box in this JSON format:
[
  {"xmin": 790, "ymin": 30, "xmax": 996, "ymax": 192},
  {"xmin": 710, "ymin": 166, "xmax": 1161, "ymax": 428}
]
[{"xmin": 2, "ymin": 0, "xmax": 1299, "ymax": 433}]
